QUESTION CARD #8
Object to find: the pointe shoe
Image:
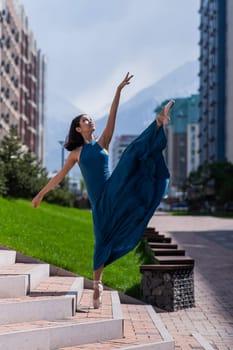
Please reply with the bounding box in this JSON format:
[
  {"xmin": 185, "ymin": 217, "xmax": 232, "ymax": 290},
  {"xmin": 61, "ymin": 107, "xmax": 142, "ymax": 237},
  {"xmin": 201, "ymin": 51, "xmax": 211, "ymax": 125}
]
[
  {"xmin": 93, "ymin": 280, "xmax": 103, "ymax": 309},
  {"xmin": 164, "ymin": 99, "xmax": 175, "ymax": 113},
  {"xmin": 157, "ymin": 99, "xmax": 175, "ymax": 127}
]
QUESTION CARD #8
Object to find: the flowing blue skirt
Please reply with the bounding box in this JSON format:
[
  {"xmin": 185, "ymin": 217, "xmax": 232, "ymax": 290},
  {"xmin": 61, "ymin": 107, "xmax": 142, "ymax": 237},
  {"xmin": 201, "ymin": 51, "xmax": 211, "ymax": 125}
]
[{"xmin": 92, "ymin": 120, "xmax": 170, "ymax": 270}]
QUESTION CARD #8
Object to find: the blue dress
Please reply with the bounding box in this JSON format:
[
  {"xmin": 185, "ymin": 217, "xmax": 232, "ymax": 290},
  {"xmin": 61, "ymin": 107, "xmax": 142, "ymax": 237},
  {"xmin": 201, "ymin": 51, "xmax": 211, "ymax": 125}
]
[{"xmin": 79, "ymin": 120, "xmax": 170, "ymax": 270}]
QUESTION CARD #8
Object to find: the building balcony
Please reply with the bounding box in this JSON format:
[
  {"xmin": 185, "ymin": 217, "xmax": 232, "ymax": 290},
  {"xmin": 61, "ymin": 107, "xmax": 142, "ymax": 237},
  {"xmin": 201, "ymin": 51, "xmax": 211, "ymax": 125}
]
[
  {"xmin": 210, "ymin": 46, "xmax": 216, "ymax": 54},
  {"xmin": 210, "ymin": 99, "xmax": 216, "ymax": 106},
  {"xmin": 209, "ymin": 136, "xmax": 215, "ymax": 143}
]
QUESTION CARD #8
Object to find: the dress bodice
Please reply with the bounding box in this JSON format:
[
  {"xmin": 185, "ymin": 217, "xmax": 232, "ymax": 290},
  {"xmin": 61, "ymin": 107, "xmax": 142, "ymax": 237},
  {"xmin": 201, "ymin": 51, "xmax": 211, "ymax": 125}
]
[{"xmin": 79, "ymin": 140, "xmax": 110, "ymax": 205}]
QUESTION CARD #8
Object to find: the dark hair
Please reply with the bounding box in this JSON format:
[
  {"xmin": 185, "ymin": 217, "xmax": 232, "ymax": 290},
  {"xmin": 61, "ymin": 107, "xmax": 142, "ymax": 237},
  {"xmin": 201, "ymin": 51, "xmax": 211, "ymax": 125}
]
[{"xmin": 64, "ymin": 114, "xmax": 85, "ymax": 151}]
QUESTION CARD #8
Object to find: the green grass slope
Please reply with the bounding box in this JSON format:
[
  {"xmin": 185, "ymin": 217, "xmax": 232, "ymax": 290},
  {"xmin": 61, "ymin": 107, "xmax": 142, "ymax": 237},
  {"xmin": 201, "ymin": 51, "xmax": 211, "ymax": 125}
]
[{"xmin": 0, "ymin": 197, "xmax": 146, "ymax": 296}]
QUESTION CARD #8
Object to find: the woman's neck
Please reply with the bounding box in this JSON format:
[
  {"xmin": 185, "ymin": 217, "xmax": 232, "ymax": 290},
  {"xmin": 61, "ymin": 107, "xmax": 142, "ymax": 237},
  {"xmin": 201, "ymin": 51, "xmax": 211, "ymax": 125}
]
[{"xmin": 83, "ymin": 135, "xmax": 95, "ymax": 144}]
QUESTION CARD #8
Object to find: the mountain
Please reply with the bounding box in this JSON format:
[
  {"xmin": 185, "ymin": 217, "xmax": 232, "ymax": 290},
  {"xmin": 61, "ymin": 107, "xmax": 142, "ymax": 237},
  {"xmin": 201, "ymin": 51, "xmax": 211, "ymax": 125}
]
[
  {"xmin": 45, "ymin": 61, "xmax": 199, "ymax": 172},
  {"xmin": 95, "ymin": 61, "xmax": 199, "ymax": 137},
  {"xmin": 45, "ymin": 91, "xmax": 81, "ymax": 172}
]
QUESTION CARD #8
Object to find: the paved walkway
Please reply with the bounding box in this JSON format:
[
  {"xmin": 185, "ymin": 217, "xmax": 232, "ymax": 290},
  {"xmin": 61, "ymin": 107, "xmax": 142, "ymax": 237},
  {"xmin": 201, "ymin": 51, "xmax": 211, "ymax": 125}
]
[{"xmin": 149, "ymin": 213, "xmax": 233, "ymax": 350}]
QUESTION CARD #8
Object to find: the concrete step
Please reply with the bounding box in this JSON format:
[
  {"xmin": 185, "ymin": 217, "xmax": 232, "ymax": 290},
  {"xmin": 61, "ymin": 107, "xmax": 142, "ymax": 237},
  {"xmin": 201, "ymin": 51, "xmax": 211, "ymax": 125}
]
[
  {"xmin": 0, "ymin": 295, "xmax": 75, "ymax": 324},
  {"xmin": 147, "ymin": 236, "xmax": 172, "ymax": 243},
  {"xmin": 58, "ymin": 304, "xmax": 174, "ymax": 350},
  {"xmin": 148, "ymin": 243, "xmax": 178, "ymax": 249},
  {"xmin": 152, "ymin": 249, "xmax": 185, "ymax": 256},
  {"xmin": 0, "ymin": 250, "xmax": 16, "ymax": 266},
  {"xmin": 0, "ymin": 275, "xmax": 28, "ymax": 298},
  {"xmin": 0, "ymin": 290, "xmax": 124, "ymax": 350},
  {"xmin": 155, "ymin": 256, "xmax": 195, "ymax": 265},
  {"xmin": 0, "ymin": 263, "xmax": 50, "ymax": 289},
  {"xmin": 145, "ymin": 227, "xmax": 157, "ymax": 233},
  {"xmin": 31, "ymin": 276, "xmax": 84, "ymax": 310},
  {"xmin": 0, "ymin": 275, "xmax": 84, "ymax": 323},
  {"xmin": 144, "ymin": 227, "xmax": 159, "ymax": 235},
  {"xmin": 144, "ymin": 232, "xmax": 161, "ymax": 240},
  {"xmin": 140, "ymin": 264, "xmax": 194, "ymax": 271}
]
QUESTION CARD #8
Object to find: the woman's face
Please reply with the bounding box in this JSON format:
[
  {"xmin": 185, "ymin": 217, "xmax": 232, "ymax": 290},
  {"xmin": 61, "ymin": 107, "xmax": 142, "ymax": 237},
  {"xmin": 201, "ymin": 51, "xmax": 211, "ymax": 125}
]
[{"xmin": 77, "ymin": 115, "xmax": 95, "ymax": 134}]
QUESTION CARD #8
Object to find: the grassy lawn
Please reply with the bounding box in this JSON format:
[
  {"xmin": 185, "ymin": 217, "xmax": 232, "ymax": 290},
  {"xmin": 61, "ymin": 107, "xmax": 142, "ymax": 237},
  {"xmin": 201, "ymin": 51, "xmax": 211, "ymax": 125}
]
[{"xmin": 0, "ymin": 197, "xmax": 147, "ymax": 297}]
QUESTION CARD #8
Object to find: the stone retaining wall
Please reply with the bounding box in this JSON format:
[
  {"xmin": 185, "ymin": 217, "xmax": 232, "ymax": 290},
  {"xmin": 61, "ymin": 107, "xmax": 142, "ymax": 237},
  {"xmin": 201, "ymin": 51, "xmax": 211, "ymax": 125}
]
[{"xmin": 140, "ymin": 266, "xmax": 195, "ymax": 312}]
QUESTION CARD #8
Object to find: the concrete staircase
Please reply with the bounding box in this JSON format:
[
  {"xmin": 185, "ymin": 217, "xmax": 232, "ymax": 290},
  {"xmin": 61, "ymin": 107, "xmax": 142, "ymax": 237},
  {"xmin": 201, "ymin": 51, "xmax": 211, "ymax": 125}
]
[
  {"xmin": 0, "ymin": 248, "xmax": 174, "ymax": 350},
  {"xmin": 141, "ymin": 227, "xmax": 195, "ymax": 312}
]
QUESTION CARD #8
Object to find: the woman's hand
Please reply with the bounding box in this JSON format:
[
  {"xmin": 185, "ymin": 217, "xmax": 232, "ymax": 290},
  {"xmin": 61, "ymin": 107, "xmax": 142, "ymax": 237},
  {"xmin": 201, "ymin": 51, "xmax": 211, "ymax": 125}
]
[
  {"xmin": 118, "ymin": 72, "xmax": 134, "ymax": 90},
  {"xmin": 31, "ymin": 193, "xmax": 44, "ymax": 208},
  {"xmin": 98, "ymin": 72, "xmax": 134, "ymax": 149}
]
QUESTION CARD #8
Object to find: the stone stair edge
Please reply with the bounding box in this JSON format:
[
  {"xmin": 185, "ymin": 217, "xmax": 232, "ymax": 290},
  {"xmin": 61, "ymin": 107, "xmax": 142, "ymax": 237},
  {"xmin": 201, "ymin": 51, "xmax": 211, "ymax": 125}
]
[
  {"xmin": 0, "ymin": 244, "xmax": 169, "ymax": 320},
  {"xmin": 0, "ymin": 243, "xmax": 175, "ymax": 349},
  {"xmin": 0, "ymin": 275, "xmax": 28, "ymax": 298},
  {"xmin": 0, "ymin": 244, "xmax": 80, "ymax": 277},
  {"xmin": 0, "ymin": 249, "xmax": 16, "ymax": 266},
  {"xmin": 0, "ymin": 244, "xmax": 148, "ymax": 306},
  {"xmin": 57, "ymin": 304, "xmax": 174, "ymax": 350},
  {"xmin": 0, "ymin": 295, "xmax": 75, "ymax": 325},
  {"xmin": 0, "ymin": 290, "xmax": 124, "ymax": 349},
  {"xmin": 0, "ymin": 318, "xmax": 123, "ymax": 350}
]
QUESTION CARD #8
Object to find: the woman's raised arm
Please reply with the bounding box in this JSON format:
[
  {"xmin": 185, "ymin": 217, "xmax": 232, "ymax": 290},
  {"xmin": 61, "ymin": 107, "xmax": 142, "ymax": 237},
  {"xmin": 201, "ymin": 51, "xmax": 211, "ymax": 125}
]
[
  {"xmin": 98, "ymin": 72, "xmax": 133, "ymax": 151},
  {"xmin": 31, "ymin": 151, "xmax": 78, "ymax": 208}
]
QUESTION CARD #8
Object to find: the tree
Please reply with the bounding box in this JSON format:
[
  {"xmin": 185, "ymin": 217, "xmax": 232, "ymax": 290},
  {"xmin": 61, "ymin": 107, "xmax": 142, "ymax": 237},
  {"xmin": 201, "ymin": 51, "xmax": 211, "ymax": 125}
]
[
  {"xmin": 0, "ymin": 128, "xmax": 78, "ymax": 206},
  {"xmin": 0, "ymin": 128, "xmax": 47, "ymax": 198},
  {"xmin": 186, "ymin": 160, "xmax": 233, "ymax": 210},
  {"xmin": 0, "ymin": 160, "xmax": 6, "ymax": 196}
]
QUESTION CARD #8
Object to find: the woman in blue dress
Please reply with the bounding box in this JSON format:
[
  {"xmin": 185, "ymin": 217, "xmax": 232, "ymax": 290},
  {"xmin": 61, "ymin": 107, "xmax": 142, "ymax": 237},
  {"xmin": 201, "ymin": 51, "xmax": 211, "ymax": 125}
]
[{"xmin": 32, "ymin": 73, "xmax": 174, "ymax": 308}]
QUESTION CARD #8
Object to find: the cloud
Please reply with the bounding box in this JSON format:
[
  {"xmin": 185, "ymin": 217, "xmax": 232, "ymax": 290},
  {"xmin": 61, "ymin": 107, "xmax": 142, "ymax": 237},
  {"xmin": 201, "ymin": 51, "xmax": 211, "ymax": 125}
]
[
  {"xmin": 20, "ymin": 0, "xmax": 200, "ymax": 117},
  {"xmin": 19, "ymin": 0, "xmax": 200, "ymax": 171}
]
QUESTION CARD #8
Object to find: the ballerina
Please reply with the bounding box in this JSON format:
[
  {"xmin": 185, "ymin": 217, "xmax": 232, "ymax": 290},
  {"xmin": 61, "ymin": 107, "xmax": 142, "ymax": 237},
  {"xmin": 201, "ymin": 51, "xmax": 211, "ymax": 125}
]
[{"xmin": 31, "ymin": 72, "xmax": 174, "ymax": 308}]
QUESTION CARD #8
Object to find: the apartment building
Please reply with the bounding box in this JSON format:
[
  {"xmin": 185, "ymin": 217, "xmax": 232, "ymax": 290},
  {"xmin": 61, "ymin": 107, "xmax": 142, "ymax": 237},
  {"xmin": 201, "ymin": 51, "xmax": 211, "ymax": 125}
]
[
  {"xmin": 156, "ymin": 95, "xmax": 199, "ymax": 193},
  {"xmin": 0, "ymin": 0, "xmax": 46, "ymax": 164},
  {"xmin": 112, "ymin": 135, "xmax": 138, "ymax": 170},
  {"xmin": 198, "ymin": 0, "xmax": 233, "ymax": 164}
]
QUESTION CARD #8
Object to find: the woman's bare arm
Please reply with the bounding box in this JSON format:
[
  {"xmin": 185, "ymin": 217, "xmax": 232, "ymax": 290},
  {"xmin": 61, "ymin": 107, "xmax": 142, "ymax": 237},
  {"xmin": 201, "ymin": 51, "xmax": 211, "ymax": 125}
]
[
  {"xmin": 98, "ymin": 72, "xmax": 133, "ymax": 151},
  {"xmin": 31, "ymin": 150, "xmax": 78, "ymax": 208}
]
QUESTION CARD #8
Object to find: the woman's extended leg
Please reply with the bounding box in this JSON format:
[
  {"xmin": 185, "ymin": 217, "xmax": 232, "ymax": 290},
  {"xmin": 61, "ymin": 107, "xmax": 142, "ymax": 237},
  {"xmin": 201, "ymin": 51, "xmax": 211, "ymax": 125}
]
[{"xmin": 93, "ymin": 265, "xmax": 104, "ymax": 308}]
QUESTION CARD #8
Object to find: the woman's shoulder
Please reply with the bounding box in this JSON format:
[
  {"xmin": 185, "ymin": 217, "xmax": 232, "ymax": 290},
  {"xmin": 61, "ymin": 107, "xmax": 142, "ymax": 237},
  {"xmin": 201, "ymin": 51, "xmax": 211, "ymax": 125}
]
[{"xmin": 70, "ymin": 146, "xmax": 83, "ymax": 163}]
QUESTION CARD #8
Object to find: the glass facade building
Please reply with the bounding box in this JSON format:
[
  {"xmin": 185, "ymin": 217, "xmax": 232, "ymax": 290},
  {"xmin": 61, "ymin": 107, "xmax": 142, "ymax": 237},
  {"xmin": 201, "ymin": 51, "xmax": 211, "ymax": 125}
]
[
  {"xmin": 198, "ymin": 0, "xmax": 233, "ymax": 164},
  {"xmin": 156, "ymin": 95, "xmax": 199, "ymax": 193}
]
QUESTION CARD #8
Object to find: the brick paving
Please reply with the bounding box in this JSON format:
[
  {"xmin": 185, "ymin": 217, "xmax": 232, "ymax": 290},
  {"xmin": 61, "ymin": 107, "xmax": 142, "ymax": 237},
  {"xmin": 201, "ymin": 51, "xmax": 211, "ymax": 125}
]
[
  {"xmin": 0, "ymin": 290, "xmax": 113, "ymax": 334},
  {"xmin": 0, "ymin": 270, "xmax": 166, "ymax": 349},
  {"xmin": 31, "ymin": 276, "xmax": 78, "ymax": 295},
  {"xmin": 59, "ymin": 304, "xmax": 163, "ymax": 349},
  {"xmin": 150, "ymin": 213, "xmax": 233, "ymax": 350},
  {"xmin": 0, "ymin": 263, "xmax": 43, "ymax": 274},
  {"xmin": 76, "ymin": 289, "xmax": 113, "ymax": 321}
]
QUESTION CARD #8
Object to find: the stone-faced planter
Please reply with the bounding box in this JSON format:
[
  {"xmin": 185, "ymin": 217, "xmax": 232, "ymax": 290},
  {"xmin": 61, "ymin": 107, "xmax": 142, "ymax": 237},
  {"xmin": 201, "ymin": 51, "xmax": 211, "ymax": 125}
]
[{"xmin": 140, "ymin": 264, "xmax": 195, "ymax": 312}]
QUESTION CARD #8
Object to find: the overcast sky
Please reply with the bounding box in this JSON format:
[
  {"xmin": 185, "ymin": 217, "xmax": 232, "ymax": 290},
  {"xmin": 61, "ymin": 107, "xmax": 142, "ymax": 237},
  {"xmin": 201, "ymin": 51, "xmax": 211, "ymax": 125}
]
[{"xmin": 19, "ymin": 0, "xmax": 200, "ymax": 119}]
